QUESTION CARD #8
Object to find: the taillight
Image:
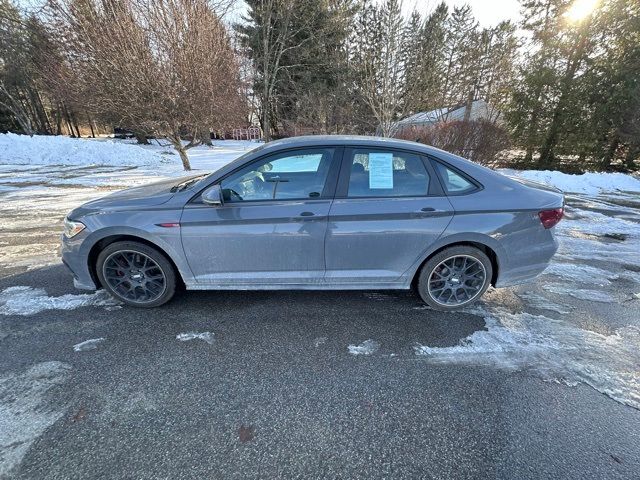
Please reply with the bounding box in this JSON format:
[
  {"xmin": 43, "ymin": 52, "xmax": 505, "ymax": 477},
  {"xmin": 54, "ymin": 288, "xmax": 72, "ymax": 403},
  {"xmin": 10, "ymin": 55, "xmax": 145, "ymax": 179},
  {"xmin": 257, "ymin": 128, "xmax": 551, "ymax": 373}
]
[{"xmin": 538, "ymin": 208, "xmax": 564, "ymax": 229}]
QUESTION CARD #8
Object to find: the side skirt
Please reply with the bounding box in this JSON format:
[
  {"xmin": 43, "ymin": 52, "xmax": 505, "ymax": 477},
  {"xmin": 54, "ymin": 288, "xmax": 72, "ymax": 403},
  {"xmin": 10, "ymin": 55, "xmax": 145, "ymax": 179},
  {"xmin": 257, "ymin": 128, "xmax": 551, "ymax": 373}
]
[{"xmin": 185, "ymin": 282, "xmax": 412, "ymax": 291}]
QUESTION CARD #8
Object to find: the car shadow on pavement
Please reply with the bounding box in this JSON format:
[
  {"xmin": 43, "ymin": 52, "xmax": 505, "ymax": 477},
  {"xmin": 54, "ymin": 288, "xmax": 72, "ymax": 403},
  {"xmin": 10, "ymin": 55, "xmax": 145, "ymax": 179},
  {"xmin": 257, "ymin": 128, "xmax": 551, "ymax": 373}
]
[{"xmin": 0, "ymin": 263, "xmax": 488, "ymax": 362}]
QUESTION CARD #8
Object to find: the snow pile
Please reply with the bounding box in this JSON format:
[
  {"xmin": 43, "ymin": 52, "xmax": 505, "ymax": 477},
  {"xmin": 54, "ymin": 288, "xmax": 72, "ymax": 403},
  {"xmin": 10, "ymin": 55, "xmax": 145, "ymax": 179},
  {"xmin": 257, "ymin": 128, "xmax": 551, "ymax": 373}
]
[
  {"xmin": 501, "ymin": 169, "xmax": 640, "ymax": 195},
  {"xmin": 0, "ymin": 133, "xmax": 165, "ymax": 167},
  {"xmin": 415, "ymin": 308, "xmax": 640, "ymax": 410},
  {"xmin": 0, "ymin": 286, "xmax": 118, "ymax": 315}
]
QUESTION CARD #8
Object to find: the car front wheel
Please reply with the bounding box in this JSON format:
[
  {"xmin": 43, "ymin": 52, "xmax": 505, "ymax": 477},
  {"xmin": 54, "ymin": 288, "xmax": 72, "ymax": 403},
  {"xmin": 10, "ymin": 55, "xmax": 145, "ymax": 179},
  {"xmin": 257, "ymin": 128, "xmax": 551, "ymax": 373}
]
[
  {"xmin": 417, "ymin": 245, "xmax": 492, "ymax": 311},
  {"xmin": 96, "ymin": 241, "xmax": 177, "ymax": 308}
]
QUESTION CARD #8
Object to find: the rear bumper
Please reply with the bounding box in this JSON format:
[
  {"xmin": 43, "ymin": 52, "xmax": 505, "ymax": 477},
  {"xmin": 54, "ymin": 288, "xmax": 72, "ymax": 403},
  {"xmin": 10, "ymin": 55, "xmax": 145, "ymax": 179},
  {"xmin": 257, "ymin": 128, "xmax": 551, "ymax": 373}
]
[
  {"xmin": 495, "ymin": 231, "xmax": 559, "ymax": 287},
  {"xmin": 61, "ymin": 234, "xmax": 97, "ymax": 291}
]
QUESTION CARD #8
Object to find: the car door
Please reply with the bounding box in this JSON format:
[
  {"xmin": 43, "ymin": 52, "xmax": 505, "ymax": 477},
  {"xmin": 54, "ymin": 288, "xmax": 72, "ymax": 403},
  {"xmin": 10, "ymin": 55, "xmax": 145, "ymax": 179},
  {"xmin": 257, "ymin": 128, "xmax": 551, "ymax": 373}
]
[
  {"xmin": 325, "ymin": 146, "xmax": 454, "ymax": 285},
  {"xmin": 180, "ymin": 147, "xmax": 341, "ymax": 286}
]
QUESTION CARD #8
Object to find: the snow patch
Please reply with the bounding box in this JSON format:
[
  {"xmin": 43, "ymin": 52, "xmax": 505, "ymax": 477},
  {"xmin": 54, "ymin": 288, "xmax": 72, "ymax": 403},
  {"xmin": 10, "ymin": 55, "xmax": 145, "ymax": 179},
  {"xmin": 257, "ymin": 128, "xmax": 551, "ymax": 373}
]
[
  {"xmin": 517, "ymin": 292, "xmax": 572, "ymax": 315},
  {"xmin": 415, "ymin": 308, "xmax": 640, "ymax": 409},
  {"xmin": 543, "ymin": 262, "xmax": 618, "ymax": 286},
  {"xmin": 0, "ymin": 361, "xmax": 71, "ymax": 477},
  {"xmin": 176, "ymin": 332, "xmax": 214, "ymax": 345},
  {"xmin": 544, "ymin": 284, "xmax": 616, "ymax": 303},
  {"xmin": 73, "ymin": 338, "xmax": 105, "ymax": 352},
  {"xmin": 502, "ymin": 169, "xmax": 640, "ymax": 195},
  {"xmin": 0, "ymin": 133, "xmax": 164, "ymax": 167},
  {"xmin": 0, "ymin": 286, "xmax": 118, "ymax": 316},
  {"xmin": 348, "ymin": 339, "xmax": 380, "ymax": 356},
  {"xmin": 560, "ymin": 208, "xmax": 640, "ymax": 239}
]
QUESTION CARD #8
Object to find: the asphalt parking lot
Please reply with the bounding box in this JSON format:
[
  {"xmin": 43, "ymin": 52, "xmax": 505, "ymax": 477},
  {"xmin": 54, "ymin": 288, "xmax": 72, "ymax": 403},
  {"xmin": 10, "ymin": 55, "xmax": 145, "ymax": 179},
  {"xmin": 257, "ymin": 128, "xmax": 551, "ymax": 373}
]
[
  {"xmin": 1, "ymin": 265, "xmax": 639, "ymax": 480},
  {"xmin": 1, "ymin": 166, "xmax": 639, "ymax": 479}
]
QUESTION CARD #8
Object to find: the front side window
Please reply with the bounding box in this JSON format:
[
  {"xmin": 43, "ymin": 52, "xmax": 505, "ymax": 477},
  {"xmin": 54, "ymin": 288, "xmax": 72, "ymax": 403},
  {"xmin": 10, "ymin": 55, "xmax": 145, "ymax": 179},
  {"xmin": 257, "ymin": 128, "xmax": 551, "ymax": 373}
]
[
  {"xmin": 347, "ymin": 149, "xmax": 430, "ymax": 198},
  {"xmin": 220, "ymin": 149, "xmax": 334, "ymax": 202},
  {"xmin": 433, "ymin": 162, "xmax": 477, "ymax": 194}
]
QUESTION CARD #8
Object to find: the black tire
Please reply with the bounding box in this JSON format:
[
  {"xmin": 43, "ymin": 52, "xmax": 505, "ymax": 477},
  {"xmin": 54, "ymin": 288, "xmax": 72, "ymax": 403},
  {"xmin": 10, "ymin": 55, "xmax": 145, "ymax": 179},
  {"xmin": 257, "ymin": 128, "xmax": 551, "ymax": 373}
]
[
  {"xmin": 416, "ymin": 245, "xmax": 493, "ymax": 311},
  {"xmin": 96, "ymin": 241, "xmax": 177, "ymax": 308}
]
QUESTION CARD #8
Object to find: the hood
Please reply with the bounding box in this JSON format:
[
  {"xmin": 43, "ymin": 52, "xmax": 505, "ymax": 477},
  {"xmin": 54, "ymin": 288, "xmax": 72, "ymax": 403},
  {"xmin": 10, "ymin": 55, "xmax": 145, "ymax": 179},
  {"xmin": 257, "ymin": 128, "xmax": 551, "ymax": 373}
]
[{"xmin": 68, "ymin": 174, "xmax": 200, "ymax": 219}]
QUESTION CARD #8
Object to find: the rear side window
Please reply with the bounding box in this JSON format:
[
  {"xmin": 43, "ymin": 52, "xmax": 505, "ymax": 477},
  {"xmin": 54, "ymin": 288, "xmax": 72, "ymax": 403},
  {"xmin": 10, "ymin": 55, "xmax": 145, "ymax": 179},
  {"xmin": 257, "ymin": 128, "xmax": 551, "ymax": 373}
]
[
  {"xmin": 433, "ymin": 162, "xmax": 477, "ymax": 194},
  {"xmin": 347, "ymin": 149, "xmax": 430, "ymax": 198}
]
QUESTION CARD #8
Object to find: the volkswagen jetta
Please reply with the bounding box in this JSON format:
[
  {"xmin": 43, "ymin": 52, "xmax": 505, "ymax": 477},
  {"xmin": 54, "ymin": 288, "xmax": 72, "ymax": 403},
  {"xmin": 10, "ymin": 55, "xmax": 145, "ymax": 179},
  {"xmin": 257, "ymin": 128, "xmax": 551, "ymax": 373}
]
[{"xmin": 61, "ymin": 136, "xmax": 564, "ymax": 310}]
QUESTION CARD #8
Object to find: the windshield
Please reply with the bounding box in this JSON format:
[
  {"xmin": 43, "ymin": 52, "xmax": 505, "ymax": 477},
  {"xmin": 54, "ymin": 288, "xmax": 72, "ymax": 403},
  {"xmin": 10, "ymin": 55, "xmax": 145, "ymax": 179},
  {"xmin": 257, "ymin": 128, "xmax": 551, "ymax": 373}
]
[{"xmin": 175, "ymin": 143, "xmax": 268, "ymax": 192}]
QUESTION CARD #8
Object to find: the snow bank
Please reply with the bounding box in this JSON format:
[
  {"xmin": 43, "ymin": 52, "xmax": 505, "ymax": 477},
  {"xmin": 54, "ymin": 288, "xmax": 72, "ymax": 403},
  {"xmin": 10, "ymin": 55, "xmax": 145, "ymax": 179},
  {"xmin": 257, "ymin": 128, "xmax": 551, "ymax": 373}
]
[
  {"xmin": 0, "ymin": 133, "xmax": 164, "ymax": 167},
  {"xmin": 501, "ymin": 169, "xmax": 640, "ymax": 195}
]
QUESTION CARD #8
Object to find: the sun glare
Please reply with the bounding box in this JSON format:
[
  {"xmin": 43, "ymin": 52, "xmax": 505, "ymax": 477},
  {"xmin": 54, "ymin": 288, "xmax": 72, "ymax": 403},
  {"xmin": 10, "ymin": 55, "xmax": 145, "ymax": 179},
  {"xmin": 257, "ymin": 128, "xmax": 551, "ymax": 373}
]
[{"xmin": 564, "ymin": 0, "xmax": 600, "ymax": 22}]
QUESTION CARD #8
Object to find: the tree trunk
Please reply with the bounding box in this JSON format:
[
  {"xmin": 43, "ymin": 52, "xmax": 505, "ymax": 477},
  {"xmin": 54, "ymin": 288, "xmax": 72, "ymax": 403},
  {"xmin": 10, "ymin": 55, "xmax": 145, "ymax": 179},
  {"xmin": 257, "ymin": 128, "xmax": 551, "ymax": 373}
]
[
  {"xmin": 169, "ymin": 135, "xmax": 192, "ymax": 171},
  {"xmin": 134, "ymin": 132, "xmax": 150, "ymax": 145},
  {"xmin": 55, "ymin": 106, "xmax": 62, "ymax": 135},
  {"xmin": 71, "ymin": 114, "xmax": 82, "ymax": 138},
  {"xmin": 463, "ymin": 90, "xmax": 474, "ymax": 122},
  {"xmin": 200, "ymin": 129, "xmax": 213, "ymax": 146},
  {"xmin": 262, "ymin": 86, "xmax": 271, "ymax": 142},
  {"xmin": 88, "ymin": 115, "xmax": 96, "ymax": 138},
  {"xmin": 600, "ymin": 133, "xmax": 619, "ymax": 171},
  {"xmin": 177, "ymin": 147, "xmax": 192, "ymax": 171},
  {"xmin": 538, "ymin": 107, "xmax": 562, "ymax": 168},
  {"xmin": 62, "ymin": 103, "xmax": 75, "ymax": 137},
  {"xmin": 625, "ymin": 142, "xmax": 639, "ymax": 172}
]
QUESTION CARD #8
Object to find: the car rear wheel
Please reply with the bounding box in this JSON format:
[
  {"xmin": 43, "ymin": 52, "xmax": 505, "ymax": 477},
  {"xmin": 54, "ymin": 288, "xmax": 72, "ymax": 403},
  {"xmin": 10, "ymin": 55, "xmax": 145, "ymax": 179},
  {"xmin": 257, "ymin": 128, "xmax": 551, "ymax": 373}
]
[
  {"xmin": 96, "ymin": 241, "xmax": 176, "ymax": 308},
  {"xmin": 417, "ymin": 245, "xmax": 492, "ymax": 311}
]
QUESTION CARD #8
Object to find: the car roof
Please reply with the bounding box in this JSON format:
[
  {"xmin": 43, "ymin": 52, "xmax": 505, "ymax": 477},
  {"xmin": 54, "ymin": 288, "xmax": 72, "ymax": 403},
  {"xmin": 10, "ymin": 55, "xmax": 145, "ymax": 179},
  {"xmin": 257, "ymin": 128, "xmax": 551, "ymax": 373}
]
[{"xmin": 262, "ymin": 135, "xmax": 445, "ymax": 156}]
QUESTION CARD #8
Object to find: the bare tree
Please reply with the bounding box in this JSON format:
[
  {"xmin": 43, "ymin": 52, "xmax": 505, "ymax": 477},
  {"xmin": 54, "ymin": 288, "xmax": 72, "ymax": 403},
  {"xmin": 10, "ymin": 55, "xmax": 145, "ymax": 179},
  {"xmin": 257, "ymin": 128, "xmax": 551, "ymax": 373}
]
[
  {"xmin": 352, "ymin": 0, "xmax": 406, "ymax": 137},
  {"xmin": 237, "ymin": 0, "xmax": 332, "ymax": 141},
  {"xmin": 46, "ymin": 0, "xmax": 246, "ymax": 170}
]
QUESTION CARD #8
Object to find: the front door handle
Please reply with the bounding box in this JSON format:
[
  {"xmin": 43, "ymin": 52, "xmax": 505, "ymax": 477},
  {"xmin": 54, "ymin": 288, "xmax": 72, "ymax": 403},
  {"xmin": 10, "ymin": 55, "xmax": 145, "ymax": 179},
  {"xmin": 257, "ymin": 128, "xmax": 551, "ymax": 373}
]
[
  {"xmin": 299, "ymin": 211, "xmax": 315, "ymax": 217},
  {"xmin": 421, "ymin": 207, "xmax": 436, "ymax": 212}
]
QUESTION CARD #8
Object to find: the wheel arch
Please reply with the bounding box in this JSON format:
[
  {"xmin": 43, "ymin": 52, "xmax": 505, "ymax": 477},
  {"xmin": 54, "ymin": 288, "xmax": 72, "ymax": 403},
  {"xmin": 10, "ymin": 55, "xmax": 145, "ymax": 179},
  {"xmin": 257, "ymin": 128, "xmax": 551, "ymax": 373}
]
[
  {"xmin": 411, "ymin": 238, "xmax": 501, "ymax": 288},
  {"xmin": 88, "ymin": 234, "xmax": 185, "ymax": 289}
]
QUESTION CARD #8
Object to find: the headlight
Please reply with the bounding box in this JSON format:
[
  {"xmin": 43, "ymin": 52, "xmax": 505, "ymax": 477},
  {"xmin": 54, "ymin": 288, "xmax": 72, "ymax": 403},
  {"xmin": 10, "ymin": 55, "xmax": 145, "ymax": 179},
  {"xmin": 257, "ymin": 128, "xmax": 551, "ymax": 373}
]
[{"xmin": 63, "ymin": 218, "xmax": 86, "ymax": 238}]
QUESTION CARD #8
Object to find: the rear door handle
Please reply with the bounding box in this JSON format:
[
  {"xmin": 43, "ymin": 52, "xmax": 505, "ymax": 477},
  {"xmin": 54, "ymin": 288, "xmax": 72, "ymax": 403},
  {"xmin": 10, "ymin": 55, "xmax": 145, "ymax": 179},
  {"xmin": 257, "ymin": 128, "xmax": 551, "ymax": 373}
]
[
  {"xmin": 421, "ymin": 207, "xmax": 436, "ymax": 212},
  {"xmin": 299, "ymin": 211, "xmax": 315, "ymax": 216}
]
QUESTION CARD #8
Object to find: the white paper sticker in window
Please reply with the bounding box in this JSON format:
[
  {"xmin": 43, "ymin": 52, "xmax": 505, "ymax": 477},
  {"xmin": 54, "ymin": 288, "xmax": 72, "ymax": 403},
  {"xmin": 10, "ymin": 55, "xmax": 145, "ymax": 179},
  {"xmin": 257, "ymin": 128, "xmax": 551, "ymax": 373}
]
[{"xmin": 368, "ymin": 152, "xmax": 393, "ymax": 189}]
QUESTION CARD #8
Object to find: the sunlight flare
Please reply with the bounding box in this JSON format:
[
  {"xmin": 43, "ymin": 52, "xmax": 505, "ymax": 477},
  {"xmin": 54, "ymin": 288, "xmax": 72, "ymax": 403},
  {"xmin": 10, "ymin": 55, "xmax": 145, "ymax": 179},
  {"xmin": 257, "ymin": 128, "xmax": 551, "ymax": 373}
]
[{"xmin": 565, "ymin": 0, "xmax": 600, "ymax": 22}]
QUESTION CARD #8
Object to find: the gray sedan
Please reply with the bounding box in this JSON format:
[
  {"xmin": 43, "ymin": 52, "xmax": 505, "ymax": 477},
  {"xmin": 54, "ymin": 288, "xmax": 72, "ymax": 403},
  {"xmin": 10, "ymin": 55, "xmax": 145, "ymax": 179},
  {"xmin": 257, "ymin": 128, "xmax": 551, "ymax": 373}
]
[{"xmin": 61, "ymin": 135, "xmax": 564, "ymax": 310}]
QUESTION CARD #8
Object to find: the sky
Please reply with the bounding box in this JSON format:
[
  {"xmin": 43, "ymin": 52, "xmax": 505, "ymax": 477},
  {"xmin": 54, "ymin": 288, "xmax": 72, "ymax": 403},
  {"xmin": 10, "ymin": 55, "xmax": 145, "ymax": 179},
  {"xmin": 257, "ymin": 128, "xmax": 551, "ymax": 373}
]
[
  {"xmin": 16, "ymin": 0, "xmax": 523, "ymax": 29},
  {"xmin": 403, "ymin": 0, "xmax": 522, "ymax": 27}
]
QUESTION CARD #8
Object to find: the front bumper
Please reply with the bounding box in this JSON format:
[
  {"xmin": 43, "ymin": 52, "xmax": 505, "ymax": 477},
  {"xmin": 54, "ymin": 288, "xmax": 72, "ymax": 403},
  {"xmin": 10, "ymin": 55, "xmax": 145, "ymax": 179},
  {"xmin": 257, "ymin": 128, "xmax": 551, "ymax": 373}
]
[{"xmin": 61, "ymin": 233, "xmax": 97, "ymax": 290}]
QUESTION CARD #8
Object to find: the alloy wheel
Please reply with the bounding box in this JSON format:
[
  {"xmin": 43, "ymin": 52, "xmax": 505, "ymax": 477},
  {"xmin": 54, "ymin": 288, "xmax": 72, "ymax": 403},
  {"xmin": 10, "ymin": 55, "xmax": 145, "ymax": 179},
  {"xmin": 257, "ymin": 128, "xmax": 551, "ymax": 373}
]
[
  {"xmin": 102, "ymin": 250, "xmax": 167, "ymax": 303},
  {"xmin": 427, "ymin": 255, "xmax": 487, "ymax": 307}
]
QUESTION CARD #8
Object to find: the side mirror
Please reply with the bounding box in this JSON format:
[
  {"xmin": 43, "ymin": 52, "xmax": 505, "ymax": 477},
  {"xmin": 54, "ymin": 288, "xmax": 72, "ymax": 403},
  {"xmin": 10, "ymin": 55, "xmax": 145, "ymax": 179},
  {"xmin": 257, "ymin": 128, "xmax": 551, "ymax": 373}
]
[{"xmin": 202, "ymin": 185, "xmax": 223, "ymax": 206}]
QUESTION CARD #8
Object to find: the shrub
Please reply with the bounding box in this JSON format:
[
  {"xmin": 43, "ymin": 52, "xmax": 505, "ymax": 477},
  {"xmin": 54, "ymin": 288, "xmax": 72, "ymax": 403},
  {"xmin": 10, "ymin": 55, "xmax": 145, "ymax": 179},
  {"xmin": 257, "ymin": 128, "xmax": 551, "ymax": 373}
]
[{"xmin": 394, "ymin": 120, "xmax": 511, "ymax": 165}]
